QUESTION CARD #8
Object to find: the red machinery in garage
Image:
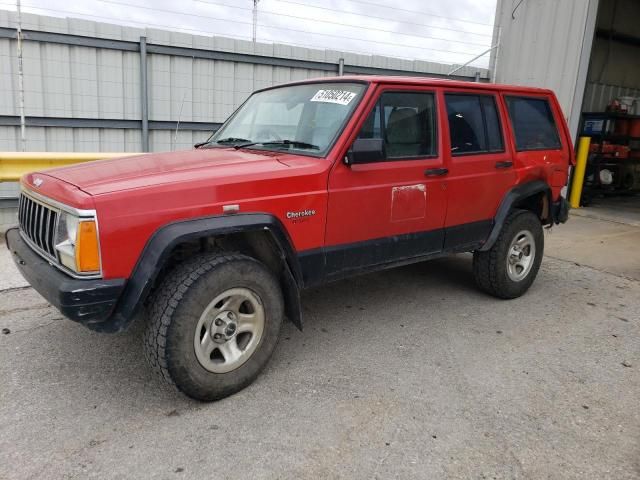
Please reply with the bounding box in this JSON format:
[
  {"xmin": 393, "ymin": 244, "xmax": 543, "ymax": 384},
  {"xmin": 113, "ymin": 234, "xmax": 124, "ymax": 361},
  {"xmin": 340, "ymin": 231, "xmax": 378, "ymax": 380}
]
[{"xmin": 580, "ymin": 111, "xmax": 640, "ymax": 203}]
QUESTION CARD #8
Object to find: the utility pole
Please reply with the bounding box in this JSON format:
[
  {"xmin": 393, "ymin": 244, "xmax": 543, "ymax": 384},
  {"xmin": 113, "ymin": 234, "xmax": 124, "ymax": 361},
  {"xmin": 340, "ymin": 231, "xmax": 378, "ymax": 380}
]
[
  {"xmin": 16, "ymin": 0, "xmax": 26, "ymax": 151},
  {"xmin": 252, "ymin": 0, "xmax": 260, "ymax": 42}
]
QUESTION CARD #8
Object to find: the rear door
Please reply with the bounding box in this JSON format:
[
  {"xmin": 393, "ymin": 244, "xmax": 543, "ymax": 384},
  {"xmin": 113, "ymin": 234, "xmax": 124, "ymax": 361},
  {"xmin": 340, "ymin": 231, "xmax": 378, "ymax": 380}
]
[
  {"xmin": 323, "ymin": 85, "xmax": 448, "ymax": 279},
  {"xmin": 441, "ymin": 89, "xmax": 516, "ymax": 250},
  {"xmin": 503, "ymin": 94, "xmax": 570, "ymax": 200}
]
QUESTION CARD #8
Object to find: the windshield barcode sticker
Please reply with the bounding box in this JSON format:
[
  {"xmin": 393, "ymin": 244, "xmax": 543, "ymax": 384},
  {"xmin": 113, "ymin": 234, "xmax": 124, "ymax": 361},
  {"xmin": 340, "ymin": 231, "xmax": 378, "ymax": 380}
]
[{"xmin": 310, "ymin": 89, "xmax": 357, "ymax": 105}]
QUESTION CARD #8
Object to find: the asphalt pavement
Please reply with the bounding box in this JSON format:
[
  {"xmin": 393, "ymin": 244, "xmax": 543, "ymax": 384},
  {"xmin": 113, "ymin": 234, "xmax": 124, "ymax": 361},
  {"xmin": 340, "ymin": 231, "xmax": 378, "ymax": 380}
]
[{"xmin": 0, "ymin": 215, "xmax": 639, "ymax": 479}]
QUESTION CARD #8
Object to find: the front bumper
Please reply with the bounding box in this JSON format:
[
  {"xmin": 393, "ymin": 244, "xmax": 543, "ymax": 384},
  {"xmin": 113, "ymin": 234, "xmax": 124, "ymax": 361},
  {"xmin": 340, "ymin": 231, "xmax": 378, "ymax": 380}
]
[{"xmin": 5, "ymin": 227, "xmax": 126, "ymax": 329}]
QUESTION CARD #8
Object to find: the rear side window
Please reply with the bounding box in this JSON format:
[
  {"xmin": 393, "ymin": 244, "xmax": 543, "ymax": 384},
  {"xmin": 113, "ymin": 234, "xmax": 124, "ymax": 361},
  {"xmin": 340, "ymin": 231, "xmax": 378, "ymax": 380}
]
[
  {"xmin": 445, "ymin": 94, "xmax": 504, "ymax": 155},
  {"xmin": 505, "ymin": 96, "xmax": 561, "ymax": 151},
  {"xmin": 357, "ymin": 91, "xmax": 437, "ymax": 159}
]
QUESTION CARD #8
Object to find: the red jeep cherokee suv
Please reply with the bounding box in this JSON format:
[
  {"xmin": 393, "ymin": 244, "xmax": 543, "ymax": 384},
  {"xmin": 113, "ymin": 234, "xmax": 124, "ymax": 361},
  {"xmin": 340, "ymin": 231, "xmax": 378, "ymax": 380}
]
[{"xmin": 6, "ymin": 76, "xmax": 572, "ymax": 400}]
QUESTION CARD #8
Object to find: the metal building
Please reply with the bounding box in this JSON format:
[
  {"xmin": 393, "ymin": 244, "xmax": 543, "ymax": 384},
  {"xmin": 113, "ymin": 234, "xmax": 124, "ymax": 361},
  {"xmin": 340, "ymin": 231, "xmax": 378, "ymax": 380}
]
[
  {"xmin": 492, "ymin": 0, "xmax": 639, "ymax": 138},
  {"xmin": 0, "ymin": 10, "xmax": 488, "ymax": 154},
  {"xmin": 492, "ymin": 0, "xmax": 640, "ymax": 210}
]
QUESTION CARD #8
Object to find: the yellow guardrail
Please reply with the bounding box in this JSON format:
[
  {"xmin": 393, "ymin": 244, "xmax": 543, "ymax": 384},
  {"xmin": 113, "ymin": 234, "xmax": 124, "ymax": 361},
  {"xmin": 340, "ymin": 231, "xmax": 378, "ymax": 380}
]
[{"xmin": 0, "ymin": 152, "xmax": 143, "ymax": 182}]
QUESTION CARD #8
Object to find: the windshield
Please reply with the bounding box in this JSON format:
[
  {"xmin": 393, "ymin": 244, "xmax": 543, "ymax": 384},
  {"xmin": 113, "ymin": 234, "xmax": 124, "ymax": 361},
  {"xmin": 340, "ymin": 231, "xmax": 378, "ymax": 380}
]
[{"xmin": 209, "ymin": 82, "xmax": 367, "ymax": 156}]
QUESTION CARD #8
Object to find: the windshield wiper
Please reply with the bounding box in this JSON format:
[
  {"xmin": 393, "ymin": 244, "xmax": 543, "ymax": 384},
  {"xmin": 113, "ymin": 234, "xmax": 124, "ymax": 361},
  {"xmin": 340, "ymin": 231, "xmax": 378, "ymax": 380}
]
[
  {"xmin": 194, "ymin": 140, "xmax": 213, "ymax": 148},
  {"xmin": 195, "ymin": 137, "xmax": 252, "ymax": 148},
  {"xmin": 234, "ymin": 139, "xmax": 319, "ymax": 150},
  {"xmin": 216, "ymin": 137, "xmax": 252, "ymax": 144}
]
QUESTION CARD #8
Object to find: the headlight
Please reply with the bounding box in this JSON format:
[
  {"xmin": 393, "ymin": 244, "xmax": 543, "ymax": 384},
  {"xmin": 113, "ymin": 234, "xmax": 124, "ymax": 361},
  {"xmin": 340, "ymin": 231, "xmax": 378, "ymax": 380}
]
[{"xmin": 55, "ymin": 212, "xmax": 101, "ymax": 274}]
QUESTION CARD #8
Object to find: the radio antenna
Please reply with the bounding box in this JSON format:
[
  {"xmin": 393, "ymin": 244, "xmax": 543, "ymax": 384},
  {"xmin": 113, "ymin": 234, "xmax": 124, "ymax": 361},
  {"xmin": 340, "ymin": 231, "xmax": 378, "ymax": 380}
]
[{"xmin": 174, "ymin": 89, "xmax": 188, "ymax": 150}]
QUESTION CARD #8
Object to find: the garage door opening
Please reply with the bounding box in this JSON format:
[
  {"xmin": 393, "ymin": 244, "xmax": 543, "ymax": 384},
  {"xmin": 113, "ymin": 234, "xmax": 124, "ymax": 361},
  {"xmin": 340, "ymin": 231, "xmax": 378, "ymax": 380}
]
[{"xmin": 577, "ymin": 0, "xmax": 640, "ymax": 219}]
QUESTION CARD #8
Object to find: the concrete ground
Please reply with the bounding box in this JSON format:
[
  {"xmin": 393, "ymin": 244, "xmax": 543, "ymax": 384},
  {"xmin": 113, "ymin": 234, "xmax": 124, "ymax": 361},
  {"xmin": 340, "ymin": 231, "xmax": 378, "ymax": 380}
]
[
  {"xmin": 1, "ymin": 214, "xmax": 639, "ymax": 479},
  {"xmin": 574, "ymin": 194, "xmax": 640, "ymax": 227},
  {"xmin": 546, "ymin": 213, "xmax": 640, "ymax": 281}
]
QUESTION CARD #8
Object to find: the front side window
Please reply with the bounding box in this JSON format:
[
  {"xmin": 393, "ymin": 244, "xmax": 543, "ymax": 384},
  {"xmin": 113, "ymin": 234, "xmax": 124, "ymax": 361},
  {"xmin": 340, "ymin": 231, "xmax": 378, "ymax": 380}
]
[
  {"xmin": 445, "ymin": 93, "xmax": 504, "ymax": 155},
  {"xmin": 505, "ymin": 96, "xmax": 561, "ymax": 151},
  {"xmin": 356, "ymin": 91, "xmax": 437, "ymax": 159},
  {"xmin": 210, "ymin": 82, "xmax": 366, "ymax": 156}
]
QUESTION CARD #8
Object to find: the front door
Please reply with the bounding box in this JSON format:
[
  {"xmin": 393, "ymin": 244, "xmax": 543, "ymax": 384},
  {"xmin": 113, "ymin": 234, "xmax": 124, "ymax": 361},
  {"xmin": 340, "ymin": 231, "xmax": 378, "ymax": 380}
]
[{"xmin": 324, "ymin": 87, "xmax": 448, "ymax": 280}]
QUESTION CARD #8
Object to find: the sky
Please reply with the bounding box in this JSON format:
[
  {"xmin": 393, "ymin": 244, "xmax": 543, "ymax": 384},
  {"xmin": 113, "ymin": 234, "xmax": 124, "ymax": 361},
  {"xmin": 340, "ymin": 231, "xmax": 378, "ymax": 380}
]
[{"xmin": 2, "ymin": 0, "xmax": 497, "ymax": 68}]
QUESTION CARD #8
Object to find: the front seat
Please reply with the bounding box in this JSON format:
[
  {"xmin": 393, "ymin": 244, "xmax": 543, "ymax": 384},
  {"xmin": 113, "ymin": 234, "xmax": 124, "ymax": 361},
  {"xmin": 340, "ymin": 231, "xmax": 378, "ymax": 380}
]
[{"xmin": 385, "ymin": 108, "xmax": 424, "ymax": 157}]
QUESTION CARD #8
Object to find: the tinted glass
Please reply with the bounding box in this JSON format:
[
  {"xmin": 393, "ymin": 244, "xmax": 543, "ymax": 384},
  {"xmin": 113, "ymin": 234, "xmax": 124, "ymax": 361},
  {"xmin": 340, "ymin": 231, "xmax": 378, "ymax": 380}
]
[
  {"xmin": 445, "ymin": 94, "xmax": 504, "ymax": 155},
  {"xmin": 445, "ymin": 95, "xmax": 486, "ymax": 153},
  {"xmin": 481, "ymin": 96, "xmax": 504, "ymax": 151},
  {"xmin": 506, "ymin": 96, "xmax": 561, "ymax": 150},
  {"xmin": 357, "ymin": 91, "xmax": 436, "ymax": 159}
]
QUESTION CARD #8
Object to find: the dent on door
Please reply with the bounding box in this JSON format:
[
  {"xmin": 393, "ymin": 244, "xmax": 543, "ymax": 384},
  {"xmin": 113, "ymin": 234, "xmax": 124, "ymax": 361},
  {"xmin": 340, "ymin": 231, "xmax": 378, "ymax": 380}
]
[{"xmin": 391, "ymin": 183, "xmax": 426, "ymax": 222}]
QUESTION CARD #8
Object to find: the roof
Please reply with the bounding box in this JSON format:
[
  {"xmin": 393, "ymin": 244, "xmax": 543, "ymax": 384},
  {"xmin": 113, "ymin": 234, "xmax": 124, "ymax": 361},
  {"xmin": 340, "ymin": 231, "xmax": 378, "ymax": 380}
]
[{"xmin": 274, "ymin": 75, "xmax": 555, "ymax": 96}]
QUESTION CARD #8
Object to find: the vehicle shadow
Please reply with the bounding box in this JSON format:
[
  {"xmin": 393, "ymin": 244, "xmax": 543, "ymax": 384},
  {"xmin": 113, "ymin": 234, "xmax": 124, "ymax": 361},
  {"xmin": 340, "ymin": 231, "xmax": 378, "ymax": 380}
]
[{"xmin": 299, "ymin": 253, "xmax": 479, "ymax": 324}]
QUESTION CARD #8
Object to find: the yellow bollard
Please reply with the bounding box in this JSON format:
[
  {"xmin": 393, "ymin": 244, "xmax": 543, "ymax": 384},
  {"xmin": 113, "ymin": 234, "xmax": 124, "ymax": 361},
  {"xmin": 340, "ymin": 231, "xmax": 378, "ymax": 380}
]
[{"xmin": 569, "ymin": 136, "xmax": 591, "ymax": 209}]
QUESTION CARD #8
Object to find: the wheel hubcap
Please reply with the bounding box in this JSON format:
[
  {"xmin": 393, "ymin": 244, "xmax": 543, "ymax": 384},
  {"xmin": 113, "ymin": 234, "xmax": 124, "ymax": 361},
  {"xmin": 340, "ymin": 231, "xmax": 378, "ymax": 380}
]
[
  {"xmin": 506, "ymin": 230, "xmax": 535, "ymax": 282},
  {"xmin": 194, "ymin": 287, "xmax": 265, "ymax": 373}
]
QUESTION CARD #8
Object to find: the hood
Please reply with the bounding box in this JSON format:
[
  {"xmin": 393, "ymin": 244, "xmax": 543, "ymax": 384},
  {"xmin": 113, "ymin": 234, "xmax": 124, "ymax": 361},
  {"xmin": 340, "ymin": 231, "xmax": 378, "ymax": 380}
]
[{"xmin": 40, "ymin": 148, "xmax": 290, "ymax": 195}]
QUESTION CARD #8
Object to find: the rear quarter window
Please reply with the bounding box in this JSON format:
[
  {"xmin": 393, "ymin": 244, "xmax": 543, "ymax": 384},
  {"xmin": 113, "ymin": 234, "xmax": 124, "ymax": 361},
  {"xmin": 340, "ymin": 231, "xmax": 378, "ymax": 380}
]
[{"xmin": 505, "ymin": 96, "xmax": 561, "ymax": 151}]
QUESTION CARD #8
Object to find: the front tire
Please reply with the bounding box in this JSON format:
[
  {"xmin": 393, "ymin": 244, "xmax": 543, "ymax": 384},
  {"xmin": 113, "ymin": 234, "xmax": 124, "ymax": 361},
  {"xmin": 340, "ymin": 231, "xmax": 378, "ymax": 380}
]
[
  {"xmin": 144, "ymin": 252, "xmax": 284, "ymax": 401},
  {"xmin": 473, "ymin": 210, "xmax": 544, "ymax": 299}
]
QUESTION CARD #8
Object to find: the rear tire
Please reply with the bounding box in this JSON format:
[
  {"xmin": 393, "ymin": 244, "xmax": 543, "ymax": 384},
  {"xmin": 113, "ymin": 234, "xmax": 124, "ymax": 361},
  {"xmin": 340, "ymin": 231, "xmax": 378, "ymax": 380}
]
[
  {"xmin": 144, "ymin": 252, "xmax": 284, "ymax": 401},
  {"xmin": 473, "ymin": 210, "xmax": 544, "ymax": 299}
]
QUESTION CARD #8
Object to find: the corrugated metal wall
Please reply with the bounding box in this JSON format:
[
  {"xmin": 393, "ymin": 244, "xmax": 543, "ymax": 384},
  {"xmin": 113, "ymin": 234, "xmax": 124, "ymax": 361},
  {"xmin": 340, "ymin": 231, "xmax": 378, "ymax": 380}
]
[
  {"xmin": 491, "ymin": 0, "xmax": 598, "ymax": 138},
  {"xmin": 581, "ymin": 0, "xmax": 640, "ymax": 114},
  {"xmin": 587, "ymin": 0, "xmax": 640, "ymax": 90},
  {"xmin": 0, "ymin": 10, "xmax": 489, "ymax": 153},
  {"xmin": 493, "ymin": 0, "xmax": 640, "ymax": 135},
  {"xmin": 582, "ymin": 82, "xmax": 640, "ymax": 113}
]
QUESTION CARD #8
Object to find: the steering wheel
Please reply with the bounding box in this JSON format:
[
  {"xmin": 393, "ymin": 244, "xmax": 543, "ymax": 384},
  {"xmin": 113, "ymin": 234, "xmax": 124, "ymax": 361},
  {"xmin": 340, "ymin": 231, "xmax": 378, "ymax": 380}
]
[{"xmin": 256, "ymin": 129, "xmax": 282, "ymax": 141}]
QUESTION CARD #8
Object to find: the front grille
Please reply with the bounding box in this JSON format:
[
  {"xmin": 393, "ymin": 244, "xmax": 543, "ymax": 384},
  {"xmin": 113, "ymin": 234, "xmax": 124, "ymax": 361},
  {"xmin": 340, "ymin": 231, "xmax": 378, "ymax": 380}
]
[{"xmin": 18, "ymin": 193, "xmax": 59, "ymax": 258}]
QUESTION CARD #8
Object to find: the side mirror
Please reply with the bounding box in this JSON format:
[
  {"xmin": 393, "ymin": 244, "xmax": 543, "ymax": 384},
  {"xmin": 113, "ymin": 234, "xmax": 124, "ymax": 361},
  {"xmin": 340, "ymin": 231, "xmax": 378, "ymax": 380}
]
[{"xmin": 345, "ymin": 138, "xmax": 384, "ymax": 165}]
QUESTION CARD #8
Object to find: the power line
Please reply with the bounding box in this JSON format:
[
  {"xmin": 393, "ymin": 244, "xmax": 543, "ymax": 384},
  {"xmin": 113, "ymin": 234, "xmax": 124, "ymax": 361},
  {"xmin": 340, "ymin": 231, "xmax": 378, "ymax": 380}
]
[
  {"xmin": 192, "ymin": 0, "xmax": 491, "ymax": 46},
  {"xmin": 0, "ymin": 4, "xmax": 484, "ymax": 64},
  {"xmin": 341, "ymin": 0, "xmax": 495, "ymax": 27},
  {"xmin": 269, "ymin": 0, "xmax": 493, "ymax": 38},
  {"xmin": 0, "ymin": 3, "xmax": 253, "ymax": 39},
  {"xmin": 0, "ymin": 3, "xmax": 490, "ymax": 65},
  {"xmin": 260, "ymin": 24, "xmax": 479, "ymax": 57},
  {"xmin": 92, "ymin": 0, "xmax": 481, "ymax": 56},
  {"xmin": 78, "ymin": 0, "xmax": 482, "ymax": 56}
]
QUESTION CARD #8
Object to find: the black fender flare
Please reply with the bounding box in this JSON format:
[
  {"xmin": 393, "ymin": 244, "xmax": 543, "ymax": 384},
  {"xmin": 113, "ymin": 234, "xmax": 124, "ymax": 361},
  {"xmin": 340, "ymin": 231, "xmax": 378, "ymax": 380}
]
[
  {"xmin": 109, "ymin": 213, "xmax": 303, "ymax": 332},
  {"xmin": 479, "ymin": 180, "xmax": 551, "ymax": 252}
]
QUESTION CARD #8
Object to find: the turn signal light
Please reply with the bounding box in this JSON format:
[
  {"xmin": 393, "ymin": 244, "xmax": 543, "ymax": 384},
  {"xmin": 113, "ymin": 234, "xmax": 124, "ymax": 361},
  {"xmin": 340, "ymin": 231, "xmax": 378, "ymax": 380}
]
[{"xmin": 75, "ymin": 220, "xmax": 100, "ymax": 272}]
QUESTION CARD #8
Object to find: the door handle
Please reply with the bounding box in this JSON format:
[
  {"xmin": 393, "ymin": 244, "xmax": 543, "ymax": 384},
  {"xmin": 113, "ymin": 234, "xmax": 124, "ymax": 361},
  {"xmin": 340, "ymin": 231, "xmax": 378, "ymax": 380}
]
[
  {"xmin": 495, "ymin": 161, "xmax": 513, "ymax": 169},
  {"xmin": 424, "ymin": 168, "xmax": 449, "ymax": 177}
]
